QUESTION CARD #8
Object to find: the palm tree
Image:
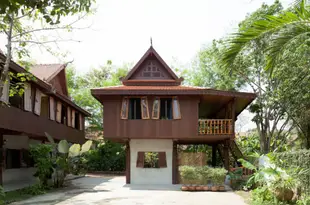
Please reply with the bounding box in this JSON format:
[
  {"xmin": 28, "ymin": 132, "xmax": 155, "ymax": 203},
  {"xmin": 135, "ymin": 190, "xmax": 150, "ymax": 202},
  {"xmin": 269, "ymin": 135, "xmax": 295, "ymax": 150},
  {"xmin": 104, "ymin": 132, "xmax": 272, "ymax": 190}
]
[{"xmin": 221, "ymin": 0, "xmax": 310, "ymax": 74}]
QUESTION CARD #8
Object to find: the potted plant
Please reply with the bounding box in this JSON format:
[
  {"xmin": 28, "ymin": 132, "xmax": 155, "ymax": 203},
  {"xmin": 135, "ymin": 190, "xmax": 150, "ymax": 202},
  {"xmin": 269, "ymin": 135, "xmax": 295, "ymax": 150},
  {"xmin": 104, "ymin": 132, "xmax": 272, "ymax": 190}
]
[
  {"xmin": 200, "ymin": 166, "xmax": 211, "ymax": 191},
  {"xmin": 211, "ymin": 168, "xmax": 227, "ymax": 191},
  {"xmin": 179, "ymin": 166, "xmax": 197, "ymax": 191}
]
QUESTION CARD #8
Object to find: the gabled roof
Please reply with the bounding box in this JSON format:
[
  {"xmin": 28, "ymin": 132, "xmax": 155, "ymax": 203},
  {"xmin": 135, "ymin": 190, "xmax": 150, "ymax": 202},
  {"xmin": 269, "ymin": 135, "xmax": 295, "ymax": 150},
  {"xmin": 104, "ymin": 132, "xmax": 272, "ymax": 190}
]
[
  {"xmin": 31, "ymin": 63, "xmax": 69, "ymax": 96},
  {"xmin": 0, "ymin": 53, "xmax": 90, "ymax": 116},
  {"xmin": 31, "ymin": 64, "xmax": 65, "ymax": 82},
  {"xmin": 122, "ymin": 46, "xmax": 181, "ymax": 84}
]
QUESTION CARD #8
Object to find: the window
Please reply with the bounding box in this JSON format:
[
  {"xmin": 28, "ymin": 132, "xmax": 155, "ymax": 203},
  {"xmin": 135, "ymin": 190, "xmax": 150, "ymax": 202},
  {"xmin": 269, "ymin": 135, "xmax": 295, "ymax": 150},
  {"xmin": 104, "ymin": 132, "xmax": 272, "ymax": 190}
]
[
  {"xmin": 152, "ymin": 97, "xmax": 181, "ymax": 120},
  {"xmin": 144, "ymin": 152, "xmax": 159, "ymax": 168},
  {"xmin": 172, "ymin": 97, "xmax": 181, "ymax": 119},
  {"xmin": 74, "ymin": 112, "xmax": 80, "ymax": 130},
  {"xmin": 61, "ymin": 104, "xmax": 67, "ymax": 125},
  {"xmin": 121, "ymin": 97, "xmax": 150, "ymax": 120},
  {"xmin": 160, "ymin": 98, "xmax": 172, "ymax": 119},
  {"xmin": 141, "ymin": 97, "xmax": 150, "ymax": 119},
  {"xmin": 129, "ymin": 98, "xmax": 141, "ymax": 119},
  {"xmin": 136, "ymin": 151, "xmax": 167, "ymax": 168},
  {"xmin": 152, "ymin": 98, "xmax": 160, "ymax": 119}
]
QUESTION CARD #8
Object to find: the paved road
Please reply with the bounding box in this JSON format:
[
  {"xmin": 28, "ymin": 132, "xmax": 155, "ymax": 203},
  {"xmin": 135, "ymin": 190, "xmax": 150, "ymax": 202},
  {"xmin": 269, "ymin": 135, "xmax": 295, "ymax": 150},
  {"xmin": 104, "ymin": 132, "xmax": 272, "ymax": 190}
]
[{"xmin": 11, "ymin": 175, "xmax": 247, "ymax": 205}]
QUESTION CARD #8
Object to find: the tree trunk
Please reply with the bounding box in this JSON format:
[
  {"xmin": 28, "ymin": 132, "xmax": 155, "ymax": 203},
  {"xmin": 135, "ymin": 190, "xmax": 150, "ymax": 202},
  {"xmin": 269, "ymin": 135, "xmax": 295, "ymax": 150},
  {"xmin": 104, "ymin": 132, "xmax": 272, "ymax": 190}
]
[{"xmin": 0, "ymin": 14, "xmax": 13, "ymax": 101}]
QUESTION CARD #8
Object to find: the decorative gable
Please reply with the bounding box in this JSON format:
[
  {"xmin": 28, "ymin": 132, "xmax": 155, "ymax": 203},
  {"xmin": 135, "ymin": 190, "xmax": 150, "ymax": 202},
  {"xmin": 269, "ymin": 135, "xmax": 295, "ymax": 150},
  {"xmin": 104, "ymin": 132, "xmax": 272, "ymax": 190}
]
[
  {"xmin": 131, "ymin": 59, "xmax": 173, "ymax": 80},
  {"xmin": 122, "ymin": 46, "xmax": 182, "ymax": 86}
]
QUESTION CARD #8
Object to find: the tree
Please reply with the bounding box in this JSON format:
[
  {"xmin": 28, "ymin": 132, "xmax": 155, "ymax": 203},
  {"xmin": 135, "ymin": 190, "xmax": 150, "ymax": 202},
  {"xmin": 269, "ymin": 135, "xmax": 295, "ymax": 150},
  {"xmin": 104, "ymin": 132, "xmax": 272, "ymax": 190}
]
[
  {"xmin": 0, "ymin": 0, "xmax": 95, "ymax": 104},
  {"xmin": 190, "ymin": 39, "xmax": 246, "ymax": 91},
  {"xmin": 221, "ymin": 0, "xmax": 309, "ymax": 74},
  {"xmin": 67, "ymin": 61, "xmax": 129, "ymax": 131}
]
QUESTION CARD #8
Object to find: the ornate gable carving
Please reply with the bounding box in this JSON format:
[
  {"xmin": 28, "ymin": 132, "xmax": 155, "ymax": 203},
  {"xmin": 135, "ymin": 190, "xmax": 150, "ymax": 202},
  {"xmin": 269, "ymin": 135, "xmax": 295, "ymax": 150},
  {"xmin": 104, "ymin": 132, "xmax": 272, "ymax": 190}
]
[{"xmin": 130, "ymin": 59, "xmax": 172, "ymax": 80}]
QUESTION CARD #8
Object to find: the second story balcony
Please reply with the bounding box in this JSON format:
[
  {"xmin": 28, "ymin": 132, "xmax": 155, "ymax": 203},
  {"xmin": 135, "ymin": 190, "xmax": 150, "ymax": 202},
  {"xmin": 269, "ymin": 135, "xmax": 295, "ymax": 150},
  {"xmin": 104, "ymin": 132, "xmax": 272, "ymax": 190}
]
[{"xmin": 198, "ymin": 119, "xmax": 233, "ymax": 135}]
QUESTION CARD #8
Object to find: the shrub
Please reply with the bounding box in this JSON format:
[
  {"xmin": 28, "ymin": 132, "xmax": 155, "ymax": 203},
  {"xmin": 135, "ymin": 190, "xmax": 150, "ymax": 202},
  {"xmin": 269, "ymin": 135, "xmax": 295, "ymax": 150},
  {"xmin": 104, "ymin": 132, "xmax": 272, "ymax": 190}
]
[
  {"xmin": 274, "ymin": 150, "xmax": 310, "ymax": 195},
  {"xmin": 210, "ymin": 168, "xmax": 227, "ymax": 186},
  {"xmin": 179, "ymin": 166, "xmax": 198, "ymax": 184},
  {"xmin": 85, "ymin": 141, "xmax": 125, "ymax": 171}
]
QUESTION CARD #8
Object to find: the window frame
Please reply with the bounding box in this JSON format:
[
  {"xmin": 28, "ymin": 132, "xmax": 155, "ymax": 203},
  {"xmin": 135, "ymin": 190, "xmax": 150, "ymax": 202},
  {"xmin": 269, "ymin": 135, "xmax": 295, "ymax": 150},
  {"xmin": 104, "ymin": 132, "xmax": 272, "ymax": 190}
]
[
  {"xmin": 121, "ymin": 97, "xmax": 151, "ymax": 120},
  {"xmin": 151, "ymin": 97, "xmax": 181, "ymax": 120}
]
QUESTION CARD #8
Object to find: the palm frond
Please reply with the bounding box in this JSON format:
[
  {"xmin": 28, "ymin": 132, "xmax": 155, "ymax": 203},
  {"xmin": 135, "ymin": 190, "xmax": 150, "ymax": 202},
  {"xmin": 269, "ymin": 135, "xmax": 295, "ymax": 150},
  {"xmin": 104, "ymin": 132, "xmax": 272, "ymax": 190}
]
[
  {"xmin": 266, "ymin": 23, "xmax": 310, "ymax": 73},
  {"xmin": 221, "ymin": 0, "xmax": 310, "ymax": 73}
]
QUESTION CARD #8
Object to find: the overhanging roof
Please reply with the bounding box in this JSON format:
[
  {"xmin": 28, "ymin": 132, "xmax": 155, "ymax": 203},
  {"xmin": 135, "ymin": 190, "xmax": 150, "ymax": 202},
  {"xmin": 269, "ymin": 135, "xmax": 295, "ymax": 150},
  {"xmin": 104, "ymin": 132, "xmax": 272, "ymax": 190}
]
[{"xmin": 0, "ymin": 53, "xmax": 90, "ymax": 116}]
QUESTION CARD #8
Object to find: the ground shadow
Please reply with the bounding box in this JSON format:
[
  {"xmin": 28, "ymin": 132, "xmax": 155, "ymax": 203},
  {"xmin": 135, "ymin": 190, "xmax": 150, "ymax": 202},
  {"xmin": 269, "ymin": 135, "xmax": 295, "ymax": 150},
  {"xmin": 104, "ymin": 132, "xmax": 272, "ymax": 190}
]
[{"xmin": 123, "ymin": 184, "xmax": 182, "ymax": 191}]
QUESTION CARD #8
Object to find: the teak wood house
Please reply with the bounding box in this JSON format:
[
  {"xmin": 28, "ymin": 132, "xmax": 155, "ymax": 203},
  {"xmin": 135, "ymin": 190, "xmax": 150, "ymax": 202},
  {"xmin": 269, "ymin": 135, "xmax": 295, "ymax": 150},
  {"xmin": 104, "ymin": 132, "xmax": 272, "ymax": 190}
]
[
  {"xmin": 0, "ymin": 53, "xmax": 90, "ymax": 186},
  {"xmin": 91, "ymin": 46, "xmax": 256, "ymax": 185}
]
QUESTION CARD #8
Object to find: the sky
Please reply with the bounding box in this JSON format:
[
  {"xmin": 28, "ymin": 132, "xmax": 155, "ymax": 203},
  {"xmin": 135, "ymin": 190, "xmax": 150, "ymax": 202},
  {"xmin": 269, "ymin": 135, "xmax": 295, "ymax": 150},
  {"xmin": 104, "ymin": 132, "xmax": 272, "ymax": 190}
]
[{"xmin": 0, "ymin": 0, "xmax": 292, "ymax": 132}]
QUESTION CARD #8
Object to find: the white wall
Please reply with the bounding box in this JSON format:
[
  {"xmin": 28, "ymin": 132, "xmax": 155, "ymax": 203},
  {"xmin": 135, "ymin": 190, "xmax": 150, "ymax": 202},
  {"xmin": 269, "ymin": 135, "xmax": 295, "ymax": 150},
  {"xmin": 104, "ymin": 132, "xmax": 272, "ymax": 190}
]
[
  {"xmin": 4, "ymin": 135, "xmax": 41, "ymax": 150},
  {"xmin": 130, "ymin": 139, "xmax": 173, "ymax": 185}
]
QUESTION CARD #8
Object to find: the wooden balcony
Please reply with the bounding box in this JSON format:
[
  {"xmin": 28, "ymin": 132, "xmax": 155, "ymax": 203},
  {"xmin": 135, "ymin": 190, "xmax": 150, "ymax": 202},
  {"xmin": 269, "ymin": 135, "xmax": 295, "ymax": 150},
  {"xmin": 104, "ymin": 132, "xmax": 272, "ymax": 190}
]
[{"xmin": 198, "ymin": 119, "xmax": 233, "ymax": 135}]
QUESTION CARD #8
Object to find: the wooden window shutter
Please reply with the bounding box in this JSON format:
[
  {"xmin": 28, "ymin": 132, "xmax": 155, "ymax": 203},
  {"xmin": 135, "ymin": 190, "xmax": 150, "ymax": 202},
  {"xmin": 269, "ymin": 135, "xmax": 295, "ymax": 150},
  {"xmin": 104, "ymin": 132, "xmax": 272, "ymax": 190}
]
[
  {"xmin": 34, "ymin": 89, "xmax": 42, "ymax": 115},
  {"xmin": 152, "ymin": 98, "xmax": 160, "ymax": 119},
  {"xmin": 79, "ymin": 114, "xmax": 83, "ymax": 130},
  {"xmin": 67, "ymin": 107, "xmax": 72, "ymax": 127},
  {"xmin": 0, "ymin": 77, "xmax": 9, "ymax": 104},
  {"xmin": 71, "ymin": 109, "xmax": 76, "ymax": 127},
  {"xmin": 158, "ymin": 152, "xmax": 167, "ymax": 168},
  {"xmin": 49, "ymin": 97, "xmax": 55, "ymax": 120},
  {"xmin": 56, "ymin": 101, "xmax": 62, "ymax": 123},
  {"xmin": 136, "ymin": 152, "xmax": 145, "ymax": 168},
  {"xmin": 24, "ymin": 83, "xmax": 32, "ymax": 111},
  {"xmin": 141, "ymin": 97, "xmax": 150, "ymax": 119},
  {"xmin": 120, "ymin": 97, "xmax": 129, "ymax": 119}
]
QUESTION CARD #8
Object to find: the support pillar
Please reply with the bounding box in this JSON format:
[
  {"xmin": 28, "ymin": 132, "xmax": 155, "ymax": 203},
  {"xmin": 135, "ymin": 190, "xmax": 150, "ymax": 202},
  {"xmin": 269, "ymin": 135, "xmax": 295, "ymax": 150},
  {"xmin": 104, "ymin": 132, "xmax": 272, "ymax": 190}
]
[
  {"xmin": 223, "ymin": 140, "xmax": 230, "ymax": 171},
  {"xmin": 212, "ymin": 144, "xmax": 217, "ymax": 167},
  {"xmin": 172, "ymin": 141, "xmax": 178, "ymax": 184},
  {"xmin": 125, "ymin": 140, "xmax": 130, "ymax": 184},
  {"xmin": 0, "ymin": 132, "xmax": 3, "ymax": 186}
]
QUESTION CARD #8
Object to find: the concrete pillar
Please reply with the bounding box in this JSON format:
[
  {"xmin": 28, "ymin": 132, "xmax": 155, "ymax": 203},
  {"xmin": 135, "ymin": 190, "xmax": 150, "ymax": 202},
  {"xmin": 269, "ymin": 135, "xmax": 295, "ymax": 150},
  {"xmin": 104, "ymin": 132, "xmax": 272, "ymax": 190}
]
[{"xmin": 125, "ymin": 141, "xmax": 130, "ymax": 184}]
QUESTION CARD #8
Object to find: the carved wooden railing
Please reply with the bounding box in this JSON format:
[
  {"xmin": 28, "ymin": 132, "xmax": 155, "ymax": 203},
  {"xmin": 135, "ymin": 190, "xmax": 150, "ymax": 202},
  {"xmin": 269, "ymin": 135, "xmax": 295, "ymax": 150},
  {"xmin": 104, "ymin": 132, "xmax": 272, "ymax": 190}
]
[{"xmin": 198, "ymin": 119, "xmax": 233, "ymax": 135}]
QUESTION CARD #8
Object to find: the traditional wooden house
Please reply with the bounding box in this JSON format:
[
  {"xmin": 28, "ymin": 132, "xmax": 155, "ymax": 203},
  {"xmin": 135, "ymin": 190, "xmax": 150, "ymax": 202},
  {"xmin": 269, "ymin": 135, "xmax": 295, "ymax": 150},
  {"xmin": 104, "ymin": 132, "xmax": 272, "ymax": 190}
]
[
  {"xmin": 0, "ymin": 53, "xmax": 90, "ymax": 186},
  {"xmin": 91, "ymin": 46, "xmax": 256, "ymax": 185}
]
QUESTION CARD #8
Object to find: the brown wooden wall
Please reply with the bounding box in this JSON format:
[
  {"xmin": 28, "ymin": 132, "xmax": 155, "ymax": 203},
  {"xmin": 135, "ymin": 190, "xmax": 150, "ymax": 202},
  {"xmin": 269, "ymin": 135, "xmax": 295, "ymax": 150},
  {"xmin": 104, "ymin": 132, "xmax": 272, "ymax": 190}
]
[{"xmin": 102, "ymin": 96, "xmax": 200, "ymax": 140}]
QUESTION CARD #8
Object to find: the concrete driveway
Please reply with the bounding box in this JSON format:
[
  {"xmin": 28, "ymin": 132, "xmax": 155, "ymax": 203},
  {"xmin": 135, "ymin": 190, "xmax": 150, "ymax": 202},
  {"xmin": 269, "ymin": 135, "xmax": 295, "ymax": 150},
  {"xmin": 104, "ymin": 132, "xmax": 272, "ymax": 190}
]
[{"xmin": 11, "ymin": 175, "xmax": 247, "ymax": 205}]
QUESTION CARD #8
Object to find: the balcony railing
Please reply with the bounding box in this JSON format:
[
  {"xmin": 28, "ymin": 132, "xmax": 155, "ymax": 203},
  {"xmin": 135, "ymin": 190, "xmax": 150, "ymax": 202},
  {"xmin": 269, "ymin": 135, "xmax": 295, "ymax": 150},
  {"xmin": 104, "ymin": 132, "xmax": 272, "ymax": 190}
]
[{"xmin": 198, "ymin": 119, "xmax": 233, "ymax": 135}]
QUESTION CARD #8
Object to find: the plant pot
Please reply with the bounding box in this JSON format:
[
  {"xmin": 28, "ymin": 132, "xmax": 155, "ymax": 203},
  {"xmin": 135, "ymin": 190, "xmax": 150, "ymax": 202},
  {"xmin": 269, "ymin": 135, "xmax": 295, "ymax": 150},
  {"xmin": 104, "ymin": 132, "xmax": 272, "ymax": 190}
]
[
  {"xmin": 189, "ymin": 186, "xmax": 195, "ymax": 191},
  {"xmin": 181, "ymin": 186, "xmax": 189, "ymax": 191},
  {"xmin": 274, "ymin": 188, "xmax": 294, "ymax": 201},
  {"xmin": 211, "ymin": 186, "xmax": 219, "ymax": 192},
  {"xmin": 219, "ymin": 185, "xmax": 226, "ymax": 191},
  {"xmin": 195, "ymin": 186, "xmax": 202, "ymax": 191},
  {"xmin": 202, "ymin": 186, "xmax": 209, "ymax": 191}
]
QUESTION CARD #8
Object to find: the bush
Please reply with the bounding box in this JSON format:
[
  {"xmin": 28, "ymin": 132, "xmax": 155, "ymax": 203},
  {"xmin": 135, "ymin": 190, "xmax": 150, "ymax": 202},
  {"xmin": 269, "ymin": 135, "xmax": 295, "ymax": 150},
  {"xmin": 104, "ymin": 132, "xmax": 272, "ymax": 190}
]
[
  {"xmin": 274, "ymin": 150, "xmax": 310, "ymax": 195},
  {"xmin": 179, "ymin": 166, "xmax": 227, "ymax": 185},
  {"xmin": 85, "ymin": 141, "xmax": 125, "ymax": 171}
]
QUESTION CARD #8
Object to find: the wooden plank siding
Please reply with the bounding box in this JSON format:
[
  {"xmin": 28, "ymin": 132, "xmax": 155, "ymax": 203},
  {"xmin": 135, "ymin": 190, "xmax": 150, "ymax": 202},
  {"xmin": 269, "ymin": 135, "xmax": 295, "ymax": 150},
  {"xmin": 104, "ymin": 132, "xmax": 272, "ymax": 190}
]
[{"xmin": 103, "ymin": 96, "xmax": 201, "ymax": 140}]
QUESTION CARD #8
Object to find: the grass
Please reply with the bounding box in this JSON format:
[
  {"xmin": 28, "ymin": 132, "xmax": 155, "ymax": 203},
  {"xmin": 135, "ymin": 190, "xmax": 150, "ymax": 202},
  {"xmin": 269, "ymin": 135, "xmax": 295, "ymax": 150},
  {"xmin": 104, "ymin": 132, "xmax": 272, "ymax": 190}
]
[
  {"xmin": 1, "ymin": 184, "xmax": 48, "ymax": 205},
  {"xmin": 235, "ymin": 190, "xmax": 251, "ymax": 204}
]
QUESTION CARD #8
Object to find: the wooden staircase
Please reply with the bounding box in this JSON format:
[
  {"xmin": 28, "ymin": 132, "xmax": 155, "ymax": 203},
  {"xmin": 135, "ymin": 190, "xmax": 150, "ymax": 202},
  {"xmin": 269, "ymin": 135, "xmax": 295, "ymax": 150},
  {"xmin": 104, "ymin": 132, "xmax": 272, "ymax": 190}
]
[{"xmin": 217, "ymin": 140, "xmax": 244, "ymax": 166}]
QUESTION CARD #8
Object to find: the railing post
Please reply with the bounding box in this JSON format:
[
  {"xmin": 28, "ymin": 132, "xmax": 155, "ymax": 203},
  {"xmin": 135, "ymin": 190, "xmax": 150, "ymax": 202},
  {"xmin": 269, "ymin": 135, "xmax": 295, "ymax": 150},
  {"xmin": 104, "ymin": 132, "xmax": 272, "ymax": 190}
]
[{"xmin": 231, "ymin": 98, "xmax": 236, "ymax": 135}]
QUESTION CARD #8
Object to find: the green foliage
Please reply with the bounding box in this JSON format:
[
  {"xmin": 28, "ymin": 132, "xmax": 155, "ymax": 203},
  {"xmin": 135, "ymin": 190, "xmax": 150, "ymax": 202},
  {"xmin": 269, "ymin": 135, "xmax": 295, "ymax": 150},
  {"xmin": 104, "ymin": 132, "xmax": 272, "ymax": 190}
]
[
  {"xmin": 274, "ymin": 150, "xmax": 310, "ymax": 195},
  {"xmin": 31, "ymin": 134, "xmax": 92, "ymax": 188},
  {"xmin": 236, "ymin": 133, "xmax": 261, "ymax": 159},
  {"xmin": 179, "ymin": 166, "xmax": 226, "ymax": 185},
  {"xmin": 179, "ymin": 166, "xmax": 197, "ymax": 184},
  {"xmin": 85, "ymin": 141, "xmax": 125, "ymax": 171},
  {"xmin": 144, "ymin": 152, "xmax": 159, "ymax": 168},
  {"xmin": 297, "ymin": 194, "xmax": 310, "ymax": 205},
  {"xmin": 0, "ymin": 0, "xmax": 94, "ymax": 25},
  {"xmin": 29, "ymin": 144, "xmax": 54, "ymax": 186},
  {"xmin": 66, "ymin": 63, "xmax": 129, "ymax": 131},
  {"xmin": 190, "ymin": 39, "xmax": 246, "ymax": 91}
]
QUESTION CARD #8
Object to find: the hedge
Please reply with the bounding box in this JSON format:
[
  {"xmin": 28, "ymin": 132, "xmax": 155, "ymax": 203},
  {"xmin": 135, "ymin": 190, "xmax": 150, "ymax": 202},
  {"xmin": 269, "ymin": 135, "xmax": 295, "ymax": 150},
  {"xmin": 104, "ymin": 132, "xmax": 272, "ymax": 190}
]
[{"xmin": 274, "ymin": 150, "xmax": 310, "ymax": 194}]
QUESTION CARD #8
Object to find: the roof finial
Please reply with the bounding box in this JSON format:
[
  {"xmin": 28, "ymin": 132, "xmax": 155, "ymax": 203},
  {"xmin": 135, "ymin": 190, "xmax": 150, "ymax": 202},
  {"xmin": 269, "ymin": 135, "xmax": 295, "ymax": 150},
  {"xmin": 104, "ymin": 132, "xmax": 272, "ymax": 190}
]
[{"xmin": 150, "ymin": 37, "xmax": 153, "ymax": 47}]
